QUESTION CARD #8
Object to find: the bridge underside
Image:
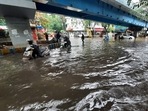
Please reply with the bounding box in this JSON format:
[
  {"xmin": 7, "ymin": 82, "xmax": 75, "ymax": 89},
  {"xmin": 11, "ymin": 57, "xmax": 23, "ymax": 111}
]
[
  {"xmin": 35, "ymin": 0, "xmax": 148, "ymax": 28},
  {"xmin": 0, "ymin": 0, "xmax": 36, "ymax": 19}
]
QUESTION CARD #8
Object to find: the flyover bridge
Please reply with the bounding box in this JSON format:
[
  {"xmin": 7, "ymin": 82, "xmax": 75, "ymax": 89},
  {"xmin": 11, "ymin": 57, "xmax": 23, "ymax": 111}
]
[
  {"xmin": 0, "ymin": 0, "xmax": 147, "ymax": 47},
  {"xmin": 34, "ymin": 0, "xmax": 148, "ymax": 28}
]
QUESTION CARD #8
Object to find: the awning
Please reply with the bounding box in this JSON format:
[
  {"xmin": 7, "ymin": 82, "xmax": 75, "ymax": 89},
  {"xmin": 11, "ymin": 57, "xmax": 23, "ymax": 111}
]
[
  {"xmin": 36, "ymin": 25, "xmax": 43, "ymax": 29},
  {"xmin": 94, "ymin": 28, "xmax": 104, "ymax": 32}
]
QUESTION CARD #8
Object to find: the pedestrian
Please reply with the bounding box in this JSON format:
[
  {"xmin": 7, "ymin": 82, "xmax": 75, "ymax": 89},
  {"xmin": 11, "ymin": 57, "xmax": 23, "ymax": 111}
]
[
  {"xmin": 63, "ymin": 36, "xmax": 71, "ymax": 48},
  {"xmin": 44, "ymin": 32, "xmax": 49, "ymax": 41},
  {"xmin": 81, "ymin": 33, "xmax": 85, "ymax": 44},
  {"xmin": 55, "ymin": 31, "xmax": 61, "ymax": 43}
]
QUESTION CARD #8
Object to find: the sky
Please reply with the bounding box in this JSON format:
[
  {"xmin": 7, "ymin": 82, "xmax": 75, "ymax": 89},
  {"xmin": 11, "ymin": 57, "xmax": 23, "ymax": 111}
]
[{"xmin": 132, "ymin": 0, "xmax": 140, "ymax": 3}]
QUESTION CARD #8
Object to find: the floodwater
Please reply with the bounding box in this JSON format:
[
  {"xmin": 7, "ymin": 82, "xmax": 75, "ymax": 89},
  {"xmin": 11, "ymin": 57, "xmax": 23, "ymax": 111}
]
[{"xmin": 0, "ymin": 37, "xmax": 148, "ymax": 111}]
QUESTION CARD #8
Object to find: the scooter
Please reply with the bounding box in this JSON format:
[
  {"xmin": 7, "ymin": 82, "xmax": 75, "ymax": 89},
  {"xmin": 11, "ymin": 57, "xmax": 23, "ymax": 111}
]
[
  {"xmin": 23, "ymin": 45, "xmax": 50, "ymax": 60},
  {"xmin": 23, "ymin": 46, "xmax": 34, "ymax": 60}
]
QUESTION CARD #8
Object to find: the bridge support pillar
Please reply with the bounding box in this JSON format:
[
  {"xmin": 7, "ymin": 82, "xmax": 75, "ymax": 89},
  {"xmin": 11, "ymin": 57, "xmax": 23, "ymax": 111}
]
[
  {"xmin": 5, "ymin": 17, "xmax": 33, "ymax": 48},
  {"xmin": 128, "ymin": 26, "xmax": 143, "ymax": 38}
]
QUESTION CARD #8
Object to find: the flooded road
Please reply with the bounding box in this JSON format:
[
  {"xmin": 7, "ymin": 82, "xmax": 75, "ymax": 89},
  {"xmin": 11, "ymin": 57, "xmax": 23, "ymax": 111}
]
[{"xmin": 0, "ymin": 37, "xmax": 148, "ymax": 111}]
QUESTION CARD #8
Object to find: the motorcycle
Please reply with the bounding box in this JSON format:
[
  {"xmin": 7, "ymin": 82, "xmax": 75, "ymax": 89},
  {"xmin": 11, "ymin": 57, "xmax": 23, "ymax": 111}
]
[
  {"xmin": 60, "ymin": 41, "xmax": 71, "ymax": 52},
  {"xmin": 60, "ymin": 36, "xmax": 71, "ymax": 52}
]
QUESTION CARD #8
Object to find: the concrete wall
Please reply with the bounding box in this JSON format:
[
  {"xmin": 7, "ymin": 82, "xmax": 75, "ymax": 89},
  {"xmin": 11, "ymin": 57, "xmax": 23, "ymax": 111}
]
[
  {"xmin": 5, "ymin": 17, "xmax": 32, "ymax": 48},
  {"xmin": 0, "ymin": 0, "xmax": 35, "ymax": 9},
  {"xmin": 0, "ymin": 0, "xmax": 36, "ymax": 47},
  {"xmin": 0, "ymin": 0, "xmax": 36, "ymax": 19}
]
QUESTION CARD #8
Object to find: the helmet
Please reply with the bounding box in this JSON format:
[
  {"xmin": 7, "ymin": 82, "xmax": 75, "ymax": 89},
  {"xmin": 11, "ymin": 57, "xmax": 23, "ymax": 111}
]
[
  {"xmin": 26, "ymin": 39, "xmax": 33, "ymax": 45},
  {"xmin": 26, "ymin": 39, "xmax": 32, "ymax": 42}
]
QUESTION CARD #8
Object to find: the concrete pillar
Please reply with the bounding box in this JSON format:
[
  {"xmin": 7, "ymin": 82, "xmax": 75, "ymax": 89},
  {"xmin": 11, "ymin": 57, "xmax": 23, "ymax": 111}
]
[{"xmin": 5, "ymin": 17, "xmax": 32, "ymax": 48}]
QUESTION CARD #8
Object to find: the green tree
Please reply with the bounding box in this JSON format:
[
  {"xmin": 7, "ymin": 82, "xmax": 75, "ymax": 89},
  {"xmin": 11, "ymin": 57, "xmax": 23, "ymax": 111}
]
[
  {"xmin": 47, "ymin": 14, "xmax": 64, "ymax": 32},
  {"xmin": 127, "ymin": 0, "xmax": 148, "ymax": 19},
  {"xmin": 108, "ymin": 24, "xmax": 115, "ymax": 32},
  {"xmin": 60, "ymin": 15, "xmax": 66, "ymax": 31},
  {"xmin": 35, "ymin": 12, "xmax": 64, "ymax": 32},
  {"xmin": 127, "ymin": 0, "xmax": 148, "ymax": 7},
  {"xmin": 83, "ymin": 20, "xmax": 91, "ymax": 29},
  {"xmin": 35, "ymin": 12, "xmax": 49, "ymax": 29}
]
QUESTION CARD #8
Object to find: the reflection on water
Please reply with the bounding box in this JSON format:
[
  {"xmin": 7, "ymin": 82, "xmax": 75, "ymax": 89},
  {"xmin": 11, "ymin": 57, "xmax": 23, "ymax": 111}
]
[{"xmin": 0, "ymin": 37, "xmax": 148, "ymax": 111}]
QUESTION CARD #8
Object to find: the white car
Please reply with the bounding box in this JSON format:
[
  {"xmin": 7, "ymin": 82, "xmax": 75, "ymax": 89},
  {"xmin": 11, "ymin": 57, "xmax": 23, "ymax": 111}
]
[
  {"xmin": 123, "ymin": 35, "xmax": 135, "ymax": 39},
  {"xmin": 121, "ymin": 33, "xmax": 135, "ymax": 39}
]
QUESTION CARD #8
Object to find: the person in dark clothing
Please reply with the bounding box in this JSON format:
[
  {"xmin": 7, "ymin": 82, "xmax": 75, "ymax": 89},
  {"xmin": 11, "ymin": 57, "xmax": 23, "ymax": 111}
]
[
  {"xmin": 44, "ymin": 32, "xmax": 49, "ymax": 41},
  {"xmin": 27, "ymin": 39, "xmax": 43, "ymax": 58},
  {"xmin": 81, "ymin": 34, "xmax": 85, "ymax": 44},
  {"xmin": 60, "ymin": 36, "xmax": 71, "ymax": 53},
  {"xmin": 55, "ymin": 31, "xmax": 61, "ymax": 42},
  {"xmin": 63, "ymin": 36, "xmax": 71, "ymax": 48}
]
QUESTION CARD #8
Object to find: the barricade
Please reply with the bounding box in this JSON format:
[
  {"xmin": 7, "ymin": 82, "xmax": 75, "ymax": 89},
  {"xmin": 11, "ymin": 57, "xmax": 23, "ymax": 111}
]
[
  {"xmin": 48, "ymin": 43, "xmax": 60, "ymax": 49},
  {"xmin": 0, "ymin": 42, "xmax": 60, "ymax": 55},
  {"xmin": 0, "ymin": 47, "xmax": 25, "ymax": 55},
  {"xmin": 9, "ymin": 48, "xmax": 15, "ymax": 54},
  {"xmin": 0, "ymin": 48, "xmax": 10, "ymax": 55},
  {"xmin": 15, "ymin": 48, "xmax": 23, "ymax": 53}
]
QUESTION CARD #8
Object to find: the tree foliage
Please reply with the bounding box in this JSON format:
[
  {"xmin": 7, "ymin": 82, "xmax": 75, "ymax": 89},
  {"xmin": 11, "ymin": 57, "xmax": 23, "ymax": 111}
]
[
  {"xmin": 47, "ymin": 14, "xmax": 64, "ymax": 32},
  {"xmin": 35, "ymin": 12, "xmax": 64, "ymax": 32},
  {"xmin": 83, "ymin": 20, "xmax": 97, "ymax": 29},
  {"xmin": 83, "ymin": 20, "xmax": 90, "ymax": 29},
  {"xmin": 127, "ymin": 0, "xmax": 148, "ymax": 17},
  {"xmin": 35, "ymin": 12, "xmax": 49, "ymax": 29},
  {"xmin": 127, "ymin": 0, "xmax": 148, "ymax": 7}
]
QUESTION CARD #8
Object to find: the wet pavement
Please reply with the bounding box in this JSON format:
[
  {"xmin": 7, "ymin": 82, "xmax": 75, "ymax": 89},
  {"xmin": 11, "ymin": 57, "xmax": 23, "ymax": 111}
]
[{"xmin": 0, "ymin": 37, "xmax": 148, "ymax": 111}]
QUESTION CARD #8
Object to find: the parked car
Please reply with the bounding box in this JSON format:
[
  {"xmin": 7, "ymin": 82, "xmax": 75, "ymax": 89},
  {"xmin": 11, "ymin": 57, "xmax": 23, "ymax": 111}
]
[
  {"xmin": 121, "ymin": 33, "xmax": 135, "ymax": 39},
  {"xmin": 114, "ymin": 32, "xmax": 135, "ymax": 40}
]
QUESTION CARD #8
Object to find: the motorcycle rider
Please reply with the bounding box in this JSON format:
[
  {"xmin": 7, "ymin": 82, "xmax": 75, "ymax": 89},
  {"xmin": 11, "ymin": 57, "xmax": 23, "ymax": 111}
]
[
  {"xmin": 63, "ymin": 36, "xmax": 71, "ymax": 48},
  {"xmin": 26, "ymin": 39, "xmax": 43, "ymax": 59}
]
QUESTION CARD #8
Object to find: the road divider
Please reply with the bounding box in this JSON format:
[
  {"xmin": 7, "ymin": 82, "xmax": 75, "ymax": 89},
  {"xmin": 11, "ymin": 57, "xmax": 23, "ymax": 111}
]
[{"xmin": 0, "ymin": 43, "xmax": 61, "ymax": 55}]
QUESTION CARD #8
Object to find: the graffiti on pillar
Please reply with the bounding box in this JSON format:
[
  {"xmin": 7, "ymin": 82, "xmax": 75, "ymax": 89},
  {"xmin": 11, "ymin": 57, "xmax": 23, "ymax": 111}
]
[
  {"xmin": 23, "ymin": 29, "xmax": 31, "ymax": 38},
  {"xmin": 23, "ymin": 30, "xmax": 29, "ymax": 35},
  {"xmin": 11, "ymin": 29, "xmax": 20, "ymax": 38}
]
